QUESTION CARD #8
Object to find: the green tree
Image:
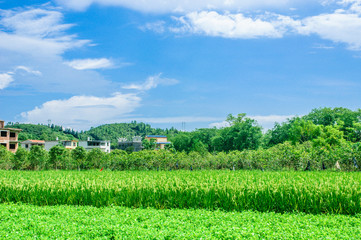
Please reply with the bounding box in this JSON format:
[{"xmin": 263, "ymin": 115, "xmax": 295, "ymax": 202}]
[
  {"xmin": 142, "ymin": 138, "xmax": 157, "ymax": 150},
  {"xmin": 0, "ymin": 146, "xmax": 14, "ymax": 170},
  {"xmin": 13, "ymin": 147, "xmax": 29, "ymax": 170},
  {"xmin": 49, "ymin": 145, "xmax": 68, "ymax": 170},
  {"xmin": 172, "ymin": 134, "xmax": 192, "ymax": 152},
  {"xmin": 86, "ymin": 148, "xmax": 105, "ymax": 168},
  {"xmin": 29, "ymin": 145, "xmax": 48, "ymax": 170},
  {"xmin": 289, "ymin": 119, "xmax": 322, "ymax": 144},
  {"xmin": 220, "ymin": 114, "xmax": 263, "ymax": 151},
  {"xmin": 72, "ymin": 146, "xmax": 87, "ymax": 170}
]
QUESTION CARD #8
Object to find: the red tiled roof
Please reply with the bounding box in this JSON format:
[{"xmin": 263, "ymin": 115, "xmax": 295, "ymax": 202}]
[{"xmin": 28, "ymin": 140, "xmax": 45, "ymax": 143}]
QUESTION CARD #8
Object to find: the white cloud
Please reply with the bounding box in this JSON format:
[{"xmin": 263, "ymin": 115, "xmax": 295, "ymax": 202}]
[
  {"xmin": 0, "ymin": 8, "xmax": 89, "ymax": 57},
  {"xmin": 171, "ymin": 11, "xmax": 300, "ymax": 38},
  {"xmin": 131, "ymin": 116, "xmax": 223, "ymax": 124},
  {"xmin": 123, "ymin": 74, "xmax": 179, "ymax": 91},
  {"xmin": 209, "ymin": 121, "xmax": 230, "ymax": 128},
  {"xmin": 14, "ymin": 66, "xmax": 42, "ymax": 76},
  {"xmin": 0, "ymin": 7, "xmax": 114, "ymax": 95},
  {"xmin": 140, "ymin": 21, "xmax": 166, "ymax": 33},
  {"xmin": 21, "ymin": 93, "xmax": 141, "ymax": 130},
  {"xmin": 209, "ymin": 115, "xmax": 294, "ymax": 130},
  {"xmin": 297, "ymin": 12, "xmax": 361, "ymax": 50},
  {"xmin": 55, "ymin": 0, "xmax": 312, "ymax": 13},
  {"xmin": 65, "ymin": 58, "xmax": 115, "ymax": 70},
  {"xmin": 250, "ymin": 115, "xmax": 294, "ymax": 129},
  {"xmin": 0, "ymin": 73, "xmax": 14, "ymax": 90}
]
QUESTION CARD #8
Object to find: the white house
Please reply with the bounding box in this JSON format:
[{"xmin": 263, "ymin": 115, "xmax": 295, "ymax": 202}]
[
  {"xmin": 21, "ymin": 140, "xmax": 45, "ymax": 151},
  {"xmin": 44, "ymin": 140, "xmax": 78, "ymax": 151},
  {"xmin": 78, "ymin": 139, "xmax": 111, "ymax": 153}
]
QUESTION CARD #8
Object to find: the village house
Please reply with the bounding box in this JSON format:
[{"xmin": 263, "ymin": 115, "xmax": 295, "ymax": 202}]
[
  {"xmin": 78, "ymin": 138, "xmax": 111, "ymax": 153},
  {"xmin": 44, "ymin": 140, "xmax": 78, "ymax": 151},
  {"xmin": 145, "ymin": 135, "xmax": 171, "ymax": 149},
  {"xmin": 21, "ymin": 140, "xmax": 45, "ymax": 150},
  {"xmin": 0, "ymin": 120, "xmax": 22, "ymax": 153},
  {"xmin": 118, "ymin": 136, "xmax": 143, "ymax": 152}
]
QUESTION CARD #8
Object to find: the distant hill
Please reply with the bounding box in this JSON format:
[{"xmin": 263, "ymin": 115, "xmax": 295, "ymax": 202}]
[
  {"xmin": 6, "ymin": 121, "xmax": 179, "ymax": 148},
  {"xmin": 77, "ymin": 121, "xmax": 179, "ymax": 147},
  {"xmin": 5, "ymin": 123, "xmax": 77, "ymax": 141}
]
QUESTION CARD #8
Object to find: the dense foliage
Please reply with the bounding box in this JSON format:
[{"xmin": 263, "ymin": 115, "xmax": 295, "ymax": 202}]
[
  {"xmin": 77, "ymin": 121, "xmax": 179, "ymax": 145},
  {"xmin": 1, "ymin": 170, "xmax": 361, "ymax": 215},
  {"xmin": 1, "ymin": 203, "xmax": 361, "ymax": 239},
  {"xmin": 171, "ymin": 108, "xmax": 361, "ymax": 153},
  {"xmin": 5, "ymin": 107, "xmax": 361, "ymax": 152},
  {"xmin": 5, "ymin": 123, "xmax": 76, "ymax": 141},
  {"xmin": 6, "ymin": 121, "xmax": 179, "ymax": 148},
  {"xmin": 1, "ymin": 139, "xmax": 361, "ymax": 171}
]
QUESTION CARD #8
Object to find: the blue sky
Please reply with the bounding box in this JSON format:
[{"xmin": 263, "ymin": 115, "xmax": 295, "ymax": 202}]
[{"xmin": 1, "ymin": 0, "xmax": 361, "ymax": 131}]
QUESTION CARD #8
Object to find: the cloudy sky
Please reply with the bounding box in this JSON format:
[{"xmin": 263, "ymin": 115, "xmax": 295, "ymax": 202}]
[{"xmin": 1, "ymin": 0, "xmax": 361, "ymax": 131}]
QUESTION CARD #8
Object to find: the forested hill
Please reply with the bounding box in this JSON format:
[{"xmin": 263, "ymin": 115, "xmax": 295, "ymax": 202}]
[
  {"xmin": 5, "ymin": 121, "xmax": 179, "ymax": 146},
  {"xmin": 5, "ymin": 123, "xmax": 77, "ymax": 141},
  {"xmin": 77, "ymin": 122, "xmax": 179, "ymax": 145}
]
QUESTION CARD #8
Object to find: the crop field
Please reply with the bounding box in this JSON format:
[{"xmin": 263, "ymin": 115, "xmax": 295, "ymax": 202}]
[
  {"xmin": 1, "ymin": 170, "xmax": 361, "ymax": 215},
  {"xmin": 1, "ymin": 203, "xmax": 361, "ymax": 239}
]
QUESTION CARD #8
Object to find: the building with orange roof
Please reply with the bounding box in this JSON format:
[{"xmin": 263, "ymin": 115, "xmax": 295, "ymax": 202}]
[
  {"xmin": 0, "ymin": 120, "xmax": 22, "ymax": 153},
  {"xmin": 21, "ymin": 140, "xmax": 46, "ymax": 151}
]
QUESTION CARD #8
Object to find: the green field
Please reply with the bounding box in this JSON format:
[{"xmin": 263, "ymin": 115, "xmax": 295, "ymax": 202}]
[
  {"xmin": 1, "ymin": 170, "xmax": 361, "ymax": 215},
  {"xmin": 1, "ymin": 203, "xmax": 361, "ymax": 239}
]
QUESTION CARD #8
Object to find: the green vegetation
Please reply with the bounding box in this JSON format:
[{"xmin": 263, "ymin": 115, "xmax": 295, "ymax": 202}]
[
  {"xmin": 1, "ymin": 170, "xmax": 361, "ymax": 215},
  {"xmin": 1, "ymin": 203, "xmax": 361, "ymax": 239},
  {"xmin": 1, "ymin": 140, "xmax": 360, "ymax": 171},
  {"xmin": 171, "ymin": 107, "xmax": 361, "ymax": 153},
  {"xmin": 77, "ymin": 122, "xmax": 179, "ymax": 147},
  {"xmin": 5, "ymin": 107, "xmax": 361, "ymax": 153},
  {"xmin": 6, "ymin": 121, "xmax": 179, "ymax": 148},
  {"xmin": 5, "ymin": 123, "xmax": 76, "ymax": 141}
]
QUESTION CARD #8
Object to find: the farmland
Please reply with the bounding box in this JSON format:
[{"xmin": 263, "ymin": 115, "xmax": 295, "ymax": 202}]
[
  {"xmin": 1, "ymin": 170, "xmax": 361, "ymax": 215},
  {"xmin": 1, "ymin": 203, "xmax": 361, "ymax": 239}
]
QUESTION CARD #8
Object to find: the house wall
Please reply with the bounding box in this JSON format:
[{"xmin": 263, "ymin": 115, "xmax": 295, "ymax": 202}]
[
  {"xmin": 79, "ymin": 141, "xmax": 111, "ymax": 153},
  {"xmin": 145, "ymin": 136, "xmax": 168, "ymax": 143},
  {"xmin": 0, "ymin": 126, "xmax": 21, "ymax": 153}
]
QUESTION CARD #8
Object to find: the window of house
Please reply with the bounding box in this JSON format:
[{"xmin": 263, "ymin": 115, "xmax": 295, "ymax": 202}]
[
  {"xmin": 9, "ymin": 144, "xmax": 16, "ymax": 149},
  {"xmin": 0, "ymin": 143, "xmax": 6, "ymax": 148},
  {"xmin": 25, "ymin": 144, "xmax": 29, "ymax": 148},
  {"xmin": 1, "ymin": 131, "xmax": 7, "ymax": 137},
  {"xmin": 10, "ymin": 132, "xmax": 16, "ymax": 138}
]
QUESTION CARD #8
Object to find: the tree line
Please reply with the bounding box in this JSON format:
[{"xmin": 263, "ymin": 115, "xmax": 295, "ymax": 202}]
[
  {"xmin": 1, "ymin": 107, "xmax": 360, "ymax": 171},
  {"xmin": 170, "ymin": 107, "xmax": 361, "ymax": 153},
  {"xmin": 0, "ymin": 142, "xmax": 360, "ymax": 171}
]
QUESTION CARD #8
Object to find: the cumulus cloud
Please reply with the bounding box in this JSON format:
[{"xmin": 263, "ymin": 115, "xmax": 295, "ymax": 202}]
[
  {"xmin": 21, "ymin": 93, "xmax": 141, "ymax": 129},
  {"xmin": 64, "ymin": 58, "xmax": 115, "ymax": 70},
  {"xmin": 123, "ymin": 74, "xmax": 179, "ymax": 91},
  {"xmin": 297, "ymin": 12, "xmax": 361, "ymax": 50},
  {"xmin": 171, "ymin": 11, "xmax": 300, "ymax": 38},
  {"xmin": 0, "ymin": 73, "xmax": 14, "ymax": 90},
  {"xmin": 55, "ymin": 0, "xmax": 311, "ymax": 13},
  {"xmin": 135, "ymin": 0, "xmax": 361, "ymax": 50}
]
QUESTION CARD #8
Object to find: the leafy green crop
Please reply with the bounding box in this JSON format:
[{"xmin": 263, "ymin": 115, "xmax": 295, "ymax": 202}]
[
  {"xmin": 1, "ymin": 170, "xmax": 361, "ymax": 215},
  {"xmin": 1, "ymin": 203, "xmax": 361, "ymax": 239}
]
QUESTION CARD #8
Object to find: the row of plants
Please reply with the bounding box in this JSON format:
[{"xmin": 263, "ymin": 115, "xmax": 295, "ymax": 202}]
[
  {"xmin": 1, "ymin": 140, "xmax": 360, "ymax": 171},
  {"xmin": 1, "ymin": 170, "xmax": 361, "ymax": 215},
  {"xmin": 1, "ymin": 203, "xmax": 361, "ymax": 239}
]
